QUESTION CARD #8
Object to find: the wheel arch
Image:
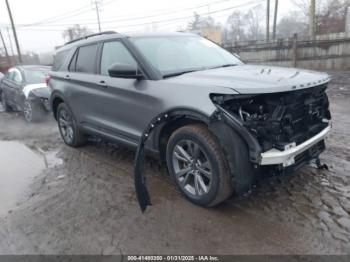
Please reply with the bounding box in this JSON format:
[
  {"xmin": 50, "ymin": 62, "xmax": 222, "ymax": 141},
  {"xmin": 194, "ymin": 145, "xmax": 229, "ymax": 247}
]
[
  {"xmin": 51, "ymin": 93, "xmax": 65, "ymax": 120},
  {"xmin": 155, "ymin": 108, "xmax": 211, "ymax": 161}
]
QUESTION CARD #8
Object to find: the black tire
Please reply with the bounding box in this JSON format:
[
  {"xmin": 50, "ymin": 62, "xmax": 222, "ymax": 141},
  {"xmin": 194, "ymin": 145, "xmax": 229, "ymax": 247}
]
[
  {"xmin": 166, "ymin": 124, "xmax": 233, "ymax": 207},
  {"xmin": 57, "ymin": 102, "xmax": 86, "ymax": 147},
  {"xmin": 1, "ymin": 92, "xmax": 11, "ymax": 112},
  {"xmin": 23, "ymin": 99, "xmax": 46, "ymax": 122}
]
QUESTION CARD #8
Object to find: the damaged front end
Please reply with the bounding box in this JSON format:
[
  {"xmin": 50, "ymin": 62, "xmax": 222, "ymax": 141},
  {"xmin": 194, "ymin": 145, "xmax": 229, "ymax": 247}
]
[
  {"xmin": 134, "ymin": 85, "xmax": 332, "ymax": 212},
  {"xmin": 211, "ymin": 84, "xmax": 332, "ymax": 172}
]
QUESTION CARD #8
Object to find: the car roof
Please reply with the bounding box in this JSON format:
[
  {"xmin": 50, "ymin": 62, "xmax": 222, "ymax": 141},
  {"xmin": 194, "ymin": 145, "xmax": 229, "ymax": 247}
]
[
  {"xmin": 58, "ymin": 31, "xmax": 197, "ymax": 52},
  {"xmin": 15, "ymin": 65, "xmax": 51, "ymax": 71}
]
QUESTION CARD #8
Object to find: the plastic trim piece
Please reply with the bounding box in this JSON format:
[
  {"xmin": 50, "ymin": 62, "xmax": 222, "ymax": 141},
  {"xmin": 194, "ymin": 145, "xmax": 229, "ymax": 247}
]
[{"xmin": 260, "ymin": 125, "xmax": 331, "ymax": 166}]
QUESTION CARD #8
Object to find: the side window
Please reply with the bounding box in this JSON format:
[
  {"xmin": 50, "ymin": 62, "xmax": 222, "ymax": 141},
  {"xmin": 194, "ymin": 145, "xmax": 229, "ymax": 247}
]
[
  {"xmin": 4, "ymin": 71, "xmax": 14, "ymax": 80},
  {"xmin": 69, "ymin": 50, "xmax": 78, "ymax": 72},
  {"xmin": 75, "ymin": 44, "xmax": 98, "ymax": 74},
  {"xmin": 12, "ymin": 70, "xmax": 22, "ymax": 84},
  {"xmin": 100, "ymin": 41, "xmax": 137, "ymax": 76},
  {"xmin": 52, "ymin": 50, "xmax": 69, "ymax": 71}
]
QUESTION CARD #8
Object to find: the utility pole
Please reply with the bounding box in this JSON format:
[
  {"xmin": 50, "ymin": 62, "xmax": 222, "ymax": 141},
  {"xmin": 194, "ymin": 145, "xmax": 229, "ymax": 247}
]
[
  {"xmin": 309, "ymin": 0, "xmax": 316, "ymax": 39},
  {"xmin": 266, "ymin": 0, "xmax": 270, "ymax": 41},
  {"xmin": 272, "ymin": 0, "xmax": 278, "ymax": 40},
  {"xmin": 0, "ymin": 29, "xmax": 11, "ymax": 66},
  {"xmin": 6, "ymin": 27, "xmax": 14, "ymax": 56},
  {"xmin": 93, "ymin": 0, "xmax": 102, "ymax": 33},
  {"xmin": 5, "ymin": 0, "xmax": 22, "ymax": 63}
]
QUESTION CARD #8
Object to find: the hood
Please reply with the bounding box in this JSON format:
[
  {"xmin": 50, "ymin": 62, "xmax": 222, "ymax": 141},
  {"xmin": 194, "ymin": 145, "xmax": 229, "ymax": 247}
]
[{"xmin": 164, "ymin": 65, "xmax": 330, "ymax": 94}]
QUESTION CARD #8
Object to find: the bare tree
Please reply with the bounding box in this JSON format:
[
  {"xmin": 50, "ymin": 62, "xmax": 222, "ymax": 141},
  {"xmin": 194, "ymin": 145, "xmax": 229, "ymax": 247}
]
[
  {"xmin": 292, "ymin": 0, "xmax": 350, "ymax": 34},
  {"xmin": 62, "ymin": 24, "xmax": 93, "ymax": 42},
  {"xmin": 244, "ymin": 4, "xmax": 264, "ymax": 40},
  {"xmin": 226, "ymin": 11, "xmax": 246, "ymax": 42},
  {"xmin": 317, "ymin": 0, "xmax": 350, "ymax": 33},
  {"xmin": 187, "ymin": 13, "xmax": 218, "ymax": 31},
  {"xmin": 277, "ymin": 11, "xmax": 308, "ymax": 37},
  {"xmin": 187, "ymin": 13, "xmax": 205, "ymax": 31}
]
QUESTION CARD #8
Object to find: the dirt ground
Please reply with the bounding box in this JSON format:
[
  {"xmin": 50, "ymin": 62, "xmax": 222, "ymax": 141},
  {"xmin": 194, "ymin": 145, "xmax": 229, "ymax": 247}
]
[{"xmin": 0, "ymin": 71, "xmax": 349, "ymax": 255}]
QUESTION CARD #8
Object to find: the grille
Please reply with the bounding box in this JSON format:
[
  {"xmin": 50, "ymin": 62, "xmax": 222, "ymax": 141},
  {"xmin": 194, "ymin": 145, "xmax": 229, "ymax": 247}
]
[
  {"xmin": 246, "ymin": 84, "xmax": 331, "ymax": 151},
  {"xmin": 279, "ymin": 85, "xmax": 330, "ymax": 146}
]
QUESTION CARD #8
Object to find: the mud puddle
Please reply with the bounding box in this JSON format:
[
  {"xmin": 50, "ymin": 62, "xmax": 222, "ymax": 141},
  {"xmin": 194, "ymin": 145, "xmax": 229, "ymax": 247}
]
[{"xmin": 0, "ymin": 141, "xmax": 61, "ymax": 215}]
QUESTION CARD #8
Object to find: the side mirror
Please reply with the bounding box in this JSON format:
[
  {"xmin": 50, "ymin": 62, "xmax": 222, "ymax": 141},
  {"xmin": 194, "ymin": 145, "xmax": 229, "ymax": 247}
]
[{"xmin": 108, "ymin": 63, "xmax": 143, "ymax": 80}]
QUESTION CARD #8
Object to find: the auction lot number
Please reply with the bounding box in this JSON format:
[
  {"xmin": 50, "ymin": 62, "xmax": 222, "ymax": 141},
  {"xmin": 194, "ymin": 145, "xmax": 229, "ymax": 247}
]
[{"xmin": 127, "ymin": 256, "xmax": 221, "ymax": 261}]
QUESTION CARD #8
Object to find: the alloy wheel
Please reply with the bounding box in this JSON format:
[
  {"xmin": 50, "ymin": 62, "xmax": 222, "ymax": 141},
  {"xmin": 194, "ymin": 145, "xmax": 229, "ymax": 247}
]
[
  {"xmin": 23, "ymin": 101, "xmax": 32, "ymax": 122},
  {"xmin": 172, "ymin": 140, "xmax": 213, "ymax": 197},
  {"xmin": 58, "ymin": 108, "xmax": 74, "ymax": 144}
]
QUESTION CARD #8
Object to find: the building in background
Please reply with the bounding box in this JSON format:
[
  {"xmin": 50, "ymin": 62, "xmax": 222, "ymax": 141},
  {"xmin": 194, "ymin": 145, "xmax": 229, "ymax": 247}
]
[
  {"xmin": 201, "ymin": 27, "xmax": 222, "ymax": 45},
  {"xmin": 187, "ymin": 26, "xmax": 222, "ymax": 45}
]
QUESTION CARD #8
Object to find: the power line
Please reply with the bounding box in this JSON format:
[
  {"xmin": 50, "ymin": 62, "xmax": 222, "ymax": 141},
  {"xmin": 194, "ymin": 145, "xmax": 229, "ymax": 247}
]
[
  {"xmin": 13, "ymin": 0, "xmax": 264, "ymax": 30},
  {"xmin": 1, "ymin": 0, "xmax": 117, "ymax": 28},
  {"xmin": 55, "ymin": 0, "xmax": 234, "ymax": 24},
  {"xmin": 18, "ymin": 4, "xmax": 93, "ymax": 27},
  {"xmin": 12, "ymin": 0, "xmax": 245, "ymax": 28}
]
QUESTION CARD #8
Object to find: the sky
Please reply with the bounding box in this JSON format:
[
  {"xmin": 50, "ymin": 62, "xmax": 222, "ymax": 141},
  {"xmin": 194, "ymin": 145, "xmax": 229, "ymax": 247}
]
[{"xmin": 0, "ymin": 0, "xmax": 298, "ymax": 54}]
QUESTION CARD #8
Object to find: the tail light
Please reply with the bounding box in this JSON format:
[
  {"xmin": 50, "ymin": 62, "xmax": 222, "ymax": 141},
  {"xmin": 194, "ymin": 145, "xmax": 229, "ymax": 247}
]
[{"xmin": 45, "ymin": 75, "xmax": 51, "ymax": 86}]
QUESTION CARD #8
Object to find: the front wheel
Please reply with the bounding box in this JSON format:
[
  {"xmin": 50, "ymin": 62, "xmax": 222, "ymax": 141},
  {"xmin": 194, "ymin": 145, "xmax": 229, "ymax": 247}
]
[
  {"xmin": 166, "ymin": 124, "xmax": 233, "ymax": 207},
  {"xmin": 57, "ymin": 103, "xmax": 86, "ymax": 147}
]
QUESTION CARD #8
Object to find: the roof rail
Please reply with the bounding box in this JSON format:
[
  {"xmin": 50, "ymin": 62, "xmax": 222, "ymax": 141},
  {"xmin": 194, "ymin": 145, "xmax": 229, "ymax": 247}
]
[{"xmin": 65, "ymin": 31, "xmax": 117, "ymax": 45}]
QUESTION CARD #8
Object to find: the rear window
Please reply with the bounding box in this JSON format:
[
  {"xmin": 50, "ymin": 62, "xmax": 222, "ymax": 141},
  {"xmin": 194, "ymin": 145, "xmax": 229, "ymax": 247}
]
[
  {"xmin": 52, "ymin": 50, "xmax": 69, "ymax": 71},
  {"xmin": 75, "ymin": 44, "xmax": 98, "ymax": 74},
  {"xmin": 24, "ymin": 68, "xmax": 49, "ymax": 84}
]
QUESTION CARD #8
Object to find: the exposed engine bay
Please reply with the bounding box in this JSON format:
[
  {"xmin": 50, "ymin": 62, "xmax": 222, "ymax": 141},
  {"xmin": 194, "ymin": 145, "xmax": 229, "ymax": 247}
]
[{"xmin": 211, "ymin": 85, "xmax": 332, "ymax": 153}]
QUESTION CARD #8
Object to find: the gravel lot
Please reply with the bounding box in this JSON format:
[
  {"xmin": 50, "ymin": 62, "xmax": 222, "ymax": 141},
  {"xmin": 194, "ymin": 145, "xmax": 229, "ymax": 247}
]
[{"xmin": 0, "ymin": 71, "xmax": 349, "ymax": 255}]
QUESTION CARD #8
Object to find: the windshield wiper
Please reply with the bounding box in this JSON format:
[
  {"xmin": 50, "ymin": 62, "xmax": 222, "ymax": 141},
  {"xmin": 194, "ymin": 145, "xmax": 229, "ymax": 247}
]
[
  {"xmin": 163, "ymin": 69, "xmax": 198, "ymax": 78},
  {"xmin": 163, "ymin": 64, "xmax": 237, "ymax": 78},
  {"xmin": 209, "ymin": 64, "xmax": 238, "ymax": 69}
]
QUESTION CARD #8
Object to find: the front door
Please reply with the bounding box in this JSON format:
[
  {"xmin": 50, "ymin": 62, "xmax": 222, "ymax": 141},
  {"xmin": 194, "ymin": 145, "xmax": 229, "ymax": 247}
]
[
  {"xmin": 93, "ymin": 40, "xmax": 159, "ymax": 143},
  {"xmin": 1, "ymin": 68, "xmax": 23, "ymax": 109}
]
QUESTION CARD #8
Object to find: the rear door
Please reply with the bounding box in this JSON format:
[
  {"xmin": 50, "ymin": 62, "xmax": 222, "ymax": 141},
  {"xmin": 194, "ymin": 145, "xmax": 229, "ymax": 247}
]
[{"xmin": 65, "ymin": 43, "xmax": 102, "ymax": 127}]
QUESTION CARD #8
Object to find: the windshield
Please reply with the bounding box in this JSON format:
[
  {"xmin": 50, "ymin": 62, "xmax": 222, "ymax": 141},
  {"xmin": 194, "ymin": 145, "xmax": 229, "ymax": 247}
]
[
  {"xmin": 130, "ymin": 35, "xmax": 242, "ymax": 76},
  {"xmin": 24, "ymin": 68, "xmax": 49, "ymax": 84}
]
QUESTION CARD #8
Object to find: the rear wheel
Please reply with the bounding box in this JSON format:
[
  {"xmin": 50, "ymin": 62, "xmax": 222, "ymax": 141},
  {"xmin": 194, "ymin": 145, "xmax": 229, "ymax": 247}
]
[
  {"xmin": 23, "ymin": 100, "xmax": 46, "ymax": 122},
  {"xmin": 57, "ymin": 103, "xmax": 86, "ymax": 147},
  {"xmin": 166, "ymin": 124, "xmax": 233, "ymax": 207}
]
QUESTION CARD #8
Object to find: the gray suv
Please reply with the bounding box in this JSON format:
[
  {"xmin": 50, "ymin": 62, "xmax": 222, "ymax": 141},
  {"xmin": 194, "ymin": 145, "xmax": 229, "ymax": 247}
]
[{"xmin": 49, "ymin": 32, "xmax": 331, "ymax": 207}]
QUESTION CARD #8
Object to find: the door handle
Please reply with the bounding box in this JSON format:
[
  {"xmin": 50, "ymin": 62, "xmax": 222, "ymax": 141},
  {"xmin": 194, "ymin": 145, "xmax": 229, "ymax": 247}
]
[
  {"xmin": 97, "ymin": 80, "xmax": 108, "ymax": 87},
  {"xmin": 64, "ymin": 75, "xmax": 70, "ymax": 80}
]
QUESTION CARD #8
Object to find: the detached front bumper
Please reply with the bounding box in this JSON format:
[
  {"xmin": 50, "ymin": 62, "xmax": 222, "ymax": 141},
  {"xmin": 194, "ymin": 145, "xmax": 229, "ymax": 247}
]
[{"xmin": 260, "ymin": 125, "xmax": 331, "ymax": 167}]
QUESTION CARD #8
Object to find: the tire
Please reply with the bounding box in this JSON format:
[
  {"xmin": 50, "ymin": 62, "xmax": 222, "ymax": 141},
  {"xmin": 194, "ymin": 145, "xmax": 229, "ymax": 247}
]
[
  {"xmin": 57, "ymin": 102, "xmax": 86, "ymax": 147},
  {"xmin": 23, "ymin": 99, "xmax": 46, "ymax": 122},
  {"xmin": 166, "ymin": 124, "xmax": 233, "ymax": 207},
  {"xmin": 1, "ymin": 92, "xmax": 11, "ymax": 112}
]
